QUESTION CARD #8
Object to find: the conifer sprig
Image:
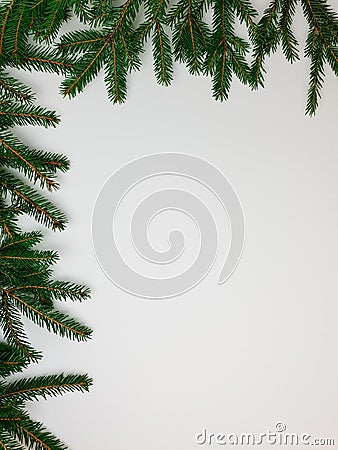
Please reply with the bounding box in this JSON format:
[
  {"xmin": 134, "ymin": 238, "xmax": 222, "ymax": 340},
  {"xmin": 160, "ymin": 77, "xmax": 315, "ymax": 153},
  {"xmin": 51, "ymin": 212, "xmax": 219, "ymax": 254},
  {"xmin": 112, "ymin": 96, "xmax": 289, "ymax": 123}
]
[
  {"xmin": 301, "ymin": 0, "xmax": 338, "ymax": 114},
  {"xmin": 1, "ymin": 0, "xmax": 336, "ymax": 114},
  {"xmin": 136, "ymin": 0, "xmax": 173, "ymax": 85},
  {"xmin": 0, "ymin": 373, "xmax": 92, "ymax": 403},
  {"xmin": 0, "ymin": 342, "xmax": 28, "ymax": 377},
  {"xmin": 0, "ymin": 374, "xmax": 92, "ymax": 450},
  {"xmin": 0, "ymin": 54, "xmax": 92, "ymax": 449}
]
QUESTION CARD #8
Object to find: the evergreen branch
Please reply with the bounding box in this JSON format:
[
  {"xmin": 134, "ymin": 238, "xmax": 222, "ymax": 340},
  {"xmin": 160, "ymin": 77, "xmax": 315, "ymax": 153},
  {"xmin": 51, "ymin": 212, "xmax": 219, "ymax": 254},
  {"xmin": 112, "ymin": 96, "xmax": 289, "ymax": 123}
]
[
  {"xmin": 228, "ymin": 45, "xmax": 250, "ymax": 84},
  {"xmin": 281, "ymin": 0, "xmax": 299, "ymax": 60},
  {"xmin": 0, "ymin": 169, "xmax": 67, "ymax": 230},
  {"xmin": 0, "ymin": 374, "xmax": 92, "ymax": 403},
  {"xmin": 250, "ymin": 0, "xmax": 281, "ymax": 88},
  {"xmin": 8, "ymin": 281, "xmax": 90, "ymax": 303},
  {"xmin": 31, "ymin": 0, "xmax": 47, "ymax": 10},
  {"xmin": 0, "ymin": 417, "xmax": 21, "ymax": 422},
  {"xmin": 13, "ymin": 8, "xmax": 24, "ymax": 56},
  {"xmin": 306, "ymin": 1, "xmax": 338, "ymax": 58},
  {"xmin": 0, "ymin": 136, "xmax": 57, "ymax": 191},
  {"xmin": 0, "ymin": 104, "xmax": 59, "ymax": 128},
  {"xmin": 0, "ymin": 231, "xmax": 43, "ymax": 251},
  {"xmin": 188, "ymin": 0, "xmax": 198, "ymax": 73},
  {"xmin": 22, "ymin": 55, "xmax": 72, "ymax": 71},
  {"xmin": 0, "ymin": 10, "xmax": 92, "ymax": 450},
  {"xmin": 72, "ymin": 0, "xmax": 92, "ymax": 23},
  {"xmin": 43, "ymin": 2, "xmax": 66, "ymax": 42},
  {"xmin": 0, "ymin": 1, "xmax": 32, "ymax": 59},
  {"xmin": 0, "ymin": 204, "xmax": 20, "ymax": 239},
  {"xmin": 302, "ymin": 0, "xmax": 338, "ymax": 44},
  {"xmin": 7, "ymin": 291, "xmax": 92, "ymax": 341},
  {"xmin": 153, "ymin": 21, "xmax": 173, "ymax": 84},
  {"xmin": 0, "ymin": 343, "xmax": 27, "ymax": 377},
  {"xmin": 205, "ymin": 0, "xmax": 251, "ymax": 100},
  {"xmin": 305, "ymin": 28, "xmax": 325, "ymax": 114},
  {"xmin": 110, "ymin": 39, "xmax": 122, "ymax": 102},
  {"xmin": 218, "ymin": 43, "xmax": 230, "ymax": 99},
  {"xmin": 170, "ymin": 0, "xmax": 209, "ymax": 74},
  {"xmin": 0, "ymin": 431, "xmax": 23, "ymax": 450},
  {"xmin": 0, "ymin": 133, "xmax": 69, "ymax": 176},
  {"xmin": 0, "ymin": 0, "xmax": 14, "ymax": 56},
  {"xmin": 119, "ymin": 29, "xmax": 134, "ymax": 69},
  {"xmin": 60, "ymin": 0, "xmax": 142, "ymax": 100},
  {"xmin": 61, "ymin": 39, "xmax": 109, "ymax": 97},
  {"xmin": 16, "ymin": 421, "xmax": 66, "ymax": 450},
  {"xmin": 302, "ymin": 0, "xmax": 337, "ymax": 114},
  {"xmin": 135, "ymin": 0, "xmax": 172, "ymax": 82},
  {"xmin": 0, "ymin": 292, "xmax": 42, "ymax": 362},
  {"xmin": 233, "ymin": 0, "xmax": 258, "ymax": 40},
  {"xmin": 58, "ymin": 29, "xmax": 106, "ymax": 52},
  {"xmin": 0, "ymin": 221, "xmax": 13, "ymax": 239},
  {"xmin": 0, "ymin": 0, "xmax": 336, "ymax": 112},
  {"xmin": 0, "ymin": 252, "xmax": 56, "ymax": 263},
  {"xmin": 0, "ymin": 70, "xmax": 34, "ymax": 103}
]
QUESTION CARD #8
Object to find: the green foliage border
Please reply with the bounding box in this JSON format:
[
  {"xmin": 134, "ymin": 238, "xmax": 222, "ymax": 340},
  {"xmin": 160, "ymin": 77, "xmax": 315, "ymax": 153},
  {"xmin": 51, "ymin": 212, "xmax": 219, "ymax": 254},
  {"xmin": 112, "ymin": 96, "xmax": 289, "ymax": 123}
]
[
  {"xmin": 1, "ymin": 0, "xmax": 338, "ymax": 114},
  {"xmin": 0, "ymin": 0, "xmax": 337, "ymax": 449}
]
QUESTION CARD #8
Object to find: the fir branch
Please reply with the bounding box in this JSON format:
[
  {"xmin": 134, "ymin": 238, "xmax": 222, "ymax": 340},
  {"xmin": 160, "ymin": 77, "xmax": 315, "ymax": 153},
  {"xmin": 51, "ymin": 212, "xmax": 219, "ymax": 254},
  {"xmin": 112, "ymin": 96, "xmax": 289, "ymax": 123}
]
[
  {"xmin": 0, "ymin": 0, "xmax": 15, "ymax": 56},
  {"xmin": 136, "ymin": 0, "xmax": 173, "ymax": 84},
  {"xmin": 0, "ymin": 292, "xmax": 42, "ymax": 362},
  {"xmin": 169, "ymin": 0, "xmax": 209, "ymax": 75},
  {"xmin": 31, "ymin": 0, "xmax": 72, "ymax": 43},
  {"xmin": 0, "ymin": 231, "xmax": 44, "ymax": 252},
  {"xmin": 60, "ymin": 0, "xmax": 143, "ymax": 102},
  {"xmin": 7, "ymin": 290, "xmax": 92, "ymax": 341},
  {"xmin": 0, "ymin": 0, "xmax": 337, "ymax": 112},
  {"xmin": 15, "ymin": 45, "xmax": 73, "ymax": 75},
  {"xmin": 15, "ymin": 420, "xmax": 67, "ymax": 450},
  {"xmin": 0, "ymin": 70, "xmax": 34, "ymax": 103},
  {"xmin": 233, "ymin": 0, "xmax": 258, "ymax": 40},
  {"xmin": 302, "ymin": 0, "xmax": 338, "ymax": 114},
  {"xmin": 0, "ymin": 373, "xmax": 92, "ymax": 403},
  {"xmin": 0, "ymin": 103, "xmax": 59, "ymax": 128},
  {"xmin": 8, "ymin": 281, "xmax": 91, "ymax": 303},
  {"xmin": 61, "ymin": 35, "xmax": 109, "ymax": 97},
  {"xmin": 278, "ymin": 0, "xmax": 299, "ymax": 63},
  {"xmin": 153, "ymin": 21, "xmax": 173, "ymax": 84},
  {"xmin": 305, "ymin": 26, "xmax": 326, "ymax": 114},
  {"xmin": 0, "ymin": 343, "xmax": 28, "ymax": 377},
  {"xmin": 0, "ymin": 134, "xmax": 59, "ymax": 191},
  {"xmin": 0, "ymin": 432, "xmax": 23, "ymax": 450},
  {"xmin": 0, "ymin": 7, "xmax": 93, "ymax": 450},
  {"xmin": 205, "ymin": 0, "xmax": 251, "ymax": 100},
  {"xmin": 58, "ymin": 29, "xmax": 106, "ymax": 53},
  {"xmin": 0, "ymin": 169, "xmax": 67, "ymax": 230},
  {"xmin": 250, "ymin": 0, "xmax": 281, "ymax": 89}
]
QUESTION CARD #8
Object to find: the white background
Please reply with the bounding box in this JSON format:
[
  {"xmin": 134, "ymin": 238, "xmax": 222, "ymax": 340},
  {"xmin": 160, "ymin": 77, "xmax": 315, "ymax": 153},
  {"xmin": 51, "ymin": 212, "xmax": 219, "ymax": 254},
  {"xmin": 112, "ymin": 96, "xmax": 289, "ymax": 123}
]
[{"xmin": 10, "ymin": 2, "xmax": 338, "ymax": 449}]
